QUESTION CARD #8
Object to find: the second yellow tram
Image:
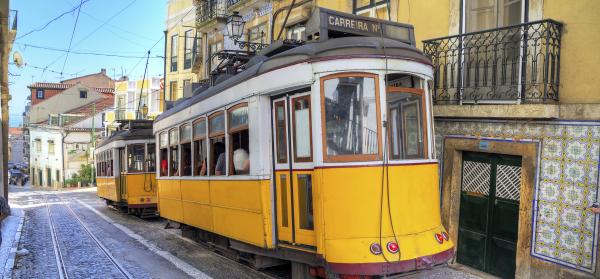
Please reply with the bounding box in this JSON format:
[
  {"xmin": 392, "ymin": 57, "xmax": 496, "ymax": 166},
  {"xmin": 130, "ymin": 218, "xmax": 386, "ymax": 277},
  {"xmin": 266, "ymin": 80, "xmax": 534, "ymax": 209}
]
[
  {"xmin": 153, "ymin": 8, "xmax": 453, "ymax": 278},
  {"xmin": 96, "ymin": 120, "xmax": 158, "ymax": 218}
]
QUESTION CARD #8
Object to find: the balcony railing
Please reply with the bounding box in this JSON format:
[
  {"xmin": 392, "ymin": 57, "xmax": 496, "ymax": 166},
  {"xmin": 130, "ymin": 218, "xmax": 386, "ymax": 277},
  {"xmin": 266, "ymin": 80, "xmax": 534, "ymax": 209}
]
[
  {"xmin": 196, "ymin": 0, "xmax": 227, "ymax": 24},
  {"xmin": 226, "ymin": 0, "xmax": 242, "ymax": 8},
  {"xmin": 423, "ymin": 19, "xmax": 562, "ymax": 104}
]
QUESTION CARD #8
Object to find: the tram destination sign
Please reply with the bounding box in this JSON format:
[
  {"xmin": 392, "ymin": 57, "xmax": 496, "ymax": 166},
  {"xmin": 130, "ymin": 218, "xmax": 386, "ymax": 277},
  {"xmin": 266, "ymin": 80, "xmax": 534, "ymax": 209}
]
[{"xmin": 305, "ymin": 8, "xmax": 415, "ymax": 46}]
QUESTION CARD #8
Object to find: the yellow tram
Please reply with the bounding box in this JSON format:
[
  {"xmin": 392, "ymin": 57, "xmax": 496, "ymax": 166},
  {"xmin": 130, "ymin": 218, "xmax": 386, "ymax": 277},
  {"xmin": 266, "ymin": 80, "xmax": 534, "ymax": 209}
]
[
  {"xmin": 95, "ymin": 120, "xmax": 158, "ymax": 218},
  {"xmin": 153, "ymin": 8, "xmax": 453, "ymax": 277}
]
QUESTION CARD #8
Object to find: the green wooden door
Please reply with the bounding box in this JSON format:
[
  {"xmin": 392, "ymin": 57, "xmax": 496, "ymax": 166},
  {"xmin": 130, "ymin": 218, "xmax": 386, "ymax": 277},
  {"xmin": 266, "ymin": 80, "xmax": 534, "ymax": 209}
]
[{"xmin": 457, "ymin": 152, "xmax": 522, "ymax": 279}]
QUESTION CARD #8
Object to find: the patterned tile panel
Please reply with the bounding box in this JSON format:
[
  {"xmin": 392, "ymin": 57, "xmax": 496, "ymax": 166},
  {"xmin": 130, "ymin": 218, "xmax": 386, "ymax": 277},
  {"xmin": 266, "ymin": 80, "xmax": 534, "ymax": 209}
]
[{"xmin": 435, "ymin": 120, "xmax": 600, "ymax": 273}]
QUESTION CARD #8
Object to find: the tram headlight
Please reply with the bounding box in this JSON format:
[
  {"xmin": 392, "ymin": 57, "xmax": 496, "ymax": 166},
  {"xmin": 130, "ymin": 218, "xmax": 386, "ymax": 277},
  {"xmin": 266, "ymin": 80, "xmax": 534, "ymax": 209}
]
[
  {"xmin": 369, "ymin": 243, "xmax": 382, "ymax": 255},
  {"xmin": 386, "ymin": 242, "xmax": 399, "ymax": 254},
  {"xmin": 441, "ymin": 232, "xmax": 449, "ymax": 241},
  {"xmin": 435, "ymin": 233, "xmax": 444, "ymax": 244}
]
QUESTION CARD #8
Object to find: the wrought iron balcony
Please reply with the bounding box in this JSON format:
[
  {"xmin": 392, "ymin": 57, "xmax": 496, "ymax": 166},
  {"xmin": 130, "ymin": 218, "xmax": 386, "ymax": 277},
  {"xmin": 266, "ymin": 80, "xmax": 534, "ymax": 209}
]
[
  {"xmin": 226, "ymin": 0, "xmax": 242, "ymax": 8},
  {"xmin": 195, "ymin": 0, "xmax": 227, "ymax": 24},
  {"xmin": 423, "ymin": 19, "xmax": 562, "ymax": 104}
]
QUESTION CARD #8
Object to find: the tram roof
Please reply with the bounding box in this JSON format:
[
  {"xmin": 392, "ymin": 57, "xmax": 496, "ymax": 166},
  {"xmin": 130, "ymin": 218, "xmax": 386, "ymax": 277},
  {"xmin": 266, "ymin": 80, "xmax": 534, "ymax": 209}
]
[
  {"xmin": 155, "ymin": 36, "xmax": 430, "ymax": 124},
  {"xmin": 97, "ymin": 128, "xmax": 153, "ymax": 149}
]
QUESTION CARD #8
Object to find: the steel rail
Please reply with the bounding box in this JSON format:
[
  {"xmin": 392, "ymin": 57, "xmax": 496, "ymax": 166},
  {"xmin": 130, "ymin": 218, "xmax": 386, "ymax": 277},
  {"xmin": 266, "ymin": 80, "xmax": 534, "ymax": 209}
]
[
  {"xmin": 43, "ymin": 193, "xmax": 69, "ymax": 279},
  {"xmin": 46, "ymin": 193, "xmax": 133, "ymax": 279}
]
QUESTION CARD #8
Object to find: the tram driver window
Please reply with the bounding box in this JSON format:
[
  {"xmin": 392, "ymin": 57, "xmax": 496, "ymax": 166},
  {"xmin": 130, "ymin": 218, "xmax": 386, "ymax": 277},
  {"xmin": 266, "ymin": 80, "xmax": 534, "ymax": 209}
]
[
  {"xmin": 228, "ymin": 104, "xmax": 249, "ymax": 175},
  {"xmin": 107, "ymin": 152, "xmax": 113, "ymax": 176},
  {"xmin": 180, "ymin": 124, "xmax": 192, "ymax": 176},
  {"xmin": 169, "ymin": 129, "xmax": 180, "ymax": 176},
  {"xmin": 193, "ymin": 119, "xmax": 207, "ymax": 176},
  {"xmin": 209, "ymin": 112, "xmax": 226, "ymax": 176},
  {"xmin": 147, "ymin": 143, "xmax": 156, "ymax": 172},
  {"xmin": 386, "ymin": 74, "xmax": 426, "ymax": 159},
  {"xmin": 127, "ymin": 144, "xmax": 145, "ymax": 172},
  {"xmin": 322, "ymin": 74, "xmax": 380, "ymax": 161},
  {"xmin": 159, "ymin": 132, "xmax": 168, "ymax": 176}
]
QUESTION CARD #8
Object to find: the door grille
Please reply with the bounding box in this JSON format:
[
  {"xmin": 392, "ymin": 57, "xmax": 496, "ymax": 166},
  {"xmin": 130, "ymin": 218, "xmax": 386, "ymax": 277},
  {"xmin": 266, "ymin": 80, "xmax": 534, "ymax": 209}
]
[
  {"xmin": 496, "ymin": 164, "xmax": 522, "ymax": 201},
  {"xmin": 462, "ymin": 160, "xmax": 491, "ymax": 195}
]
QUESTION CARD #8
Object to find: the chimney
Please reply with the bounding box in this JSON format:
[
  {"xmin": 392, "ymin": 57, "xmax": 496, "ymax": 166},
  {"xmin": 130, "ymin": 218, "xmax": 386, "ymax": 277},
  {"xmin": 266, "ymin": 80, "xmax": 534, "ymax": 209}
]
[{"xmin": 101, "ymin": 68, "xmax": 106, "ymax": 75}]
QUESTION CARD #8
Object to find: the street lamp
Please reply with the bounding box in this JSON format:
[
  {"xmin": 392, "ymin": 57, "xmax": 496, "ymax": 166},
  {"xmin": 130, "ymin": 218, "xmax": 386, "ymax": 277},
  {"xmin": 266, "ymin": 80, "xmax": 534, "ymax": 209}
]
[
  {"xmin": 141, "ymin": 104, "xmax": 148, "ymax": 119},
  {"xmin": 226, "ymin": 11, "xmax": 269, "ymax": 51}
]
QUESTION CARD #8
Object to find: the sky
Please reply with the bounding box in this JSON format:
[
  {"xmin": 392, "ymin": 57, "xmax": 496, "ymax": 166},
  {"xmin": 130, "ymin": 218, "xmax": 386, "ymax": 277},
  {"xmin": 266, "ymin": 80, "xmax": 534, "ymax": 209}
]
[{"xmin": 8, "ymin": 0, "xmax": 168, "ymax": 127}]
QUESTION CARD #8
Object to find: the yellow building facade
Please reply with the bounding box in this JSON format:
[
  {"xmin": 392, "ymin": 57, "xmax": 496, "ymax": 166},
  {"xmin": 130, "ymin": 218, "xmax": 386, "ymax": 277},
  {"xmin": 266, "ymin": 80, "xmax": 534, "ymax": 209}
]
[
  {"xmin": 173, "ymin": 1, "xmax": 600, "ymax": 278},
  {"xmin": 104, "ymin": 77, "xmax": 162, "ymax": 132},
  {"xmin": 165, "ymin": 0, "xmax": 200, "ymax": 105}
]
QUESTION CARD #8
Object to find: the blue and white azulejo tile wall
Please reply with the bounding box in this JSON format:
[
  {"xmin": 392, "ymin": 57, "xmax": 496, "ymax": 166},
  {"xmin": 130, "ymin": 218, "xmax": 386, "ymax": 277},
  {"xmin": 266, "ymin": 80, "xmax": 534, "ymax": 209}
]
[{"xmin": 435, "ymin": 119, "xmax": 600, "ymax": 273}]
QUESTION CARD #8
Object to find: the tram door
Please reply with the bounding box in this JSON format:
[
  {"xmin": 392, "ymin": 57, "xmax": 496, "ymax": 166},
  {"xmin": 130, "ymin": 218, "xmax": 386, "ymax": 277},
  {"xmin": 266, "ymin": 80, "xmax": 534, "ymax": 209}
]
[
  {"xmin": 272, "ymin": 93, "xmax": 316, "ymax": 247},
  {"xmin": 118, "ymin": 148, "xmax": 127, "ymax": 200}
]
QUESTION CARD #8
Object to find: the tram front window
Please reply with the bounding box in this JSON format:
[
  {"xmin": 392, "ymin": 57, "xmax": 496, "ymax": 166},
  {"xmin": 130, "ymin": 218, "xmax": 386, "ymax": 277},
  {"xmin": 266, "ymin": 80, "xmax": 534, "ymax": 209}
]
[
  {"xmin": 322, "ymin": 74, "xmax": 379, "ymax": 161},
  {"xmin": 147, "ymin": 144, "xmax": 156, "ymax": 172},
  {"xmin": 209, "ymin": 112, "xmax": 226, "ymax": 175},
  {"xmin": 127, "ymin": 144, "xmax": 145, "ymax": 172},
  {"xmin": 386, "ymin": 74, "xmax": 427, "ymax": 160},
  {"xmin": 229, "ymin": 104, "xmax": 249, "ymax": 175},
  {"xmin": 193, "ymin": 119, "xmax": 207, "ymax": 176}
]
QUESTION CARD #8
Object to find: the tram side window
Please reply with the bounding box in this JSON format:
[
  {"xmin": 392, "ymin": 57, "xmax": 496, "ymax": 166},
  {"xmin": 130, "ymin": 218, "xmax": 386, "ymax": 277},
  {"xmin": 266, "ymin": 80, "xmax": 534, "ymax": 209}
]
[
  {"xmin": 147, "ymin": 143, "xmax": 156, "ymax": 172},
  {"xmin": 387, "ymin": 89, "xmax": 426, "ymax": 159},
  {"xmin": 228, "ymin": 104, "xmax": 249, "ymax": 175},
  {"xmin": 209, "ymin": 112, "xmax": 226, "ymax": 176},
  {"xmin": 169, "ymin": 129, "xmax": 180, "ymax": 176},
  {"xmin": 97, "ymin": 153, "xmax": 102, "ymax": 176},
  {"xmin": 159, "ymin": 132, "xmax": 169, "ymax": 176},
  {"xmin": 193, "ymin": 119, "xmax": 207, "ymax": 176},
  {"xmin": 127, "ymin": 144, "xmax": 145, "ymax": 172},
  {"xmin": 322, "ymin": 74, "xmax": 380, "ymax": 161},
  {"xmin": 180, "ymin": 124, "xmax": 192, "ymax": 176},
  {"xmin": 107, "ymin": 152, "xmax": 113, "ymax": 176}
]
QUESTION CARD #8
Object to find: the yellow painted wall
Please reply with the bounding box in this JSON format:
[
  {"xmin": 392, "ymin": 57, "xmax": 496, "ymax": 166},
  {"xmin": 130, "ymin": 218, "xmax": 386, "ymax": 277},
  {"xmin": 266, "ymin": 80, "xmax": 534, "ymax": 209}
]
[
  {"xmin": 543, "ymin": 0, "xmax": 600, "ymax": 103},
  {"xmin": 158, "ymin": 178, "xmax": 274, "ymax": 248},
  {"xmin": 396, "ymin": 0, "xmax": 450, "ymax": 49}
]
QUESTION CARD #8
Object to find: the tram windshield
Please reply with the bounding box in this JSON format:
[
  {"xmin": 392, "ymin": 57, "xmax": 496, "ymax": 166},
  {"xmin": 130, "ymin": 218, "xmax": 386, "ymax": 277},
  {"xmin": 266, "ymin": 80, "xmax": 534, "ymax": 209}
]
[
  {"xmin": 322, "ymin": 74, "xmax": 379, "ymax": 161},
  {"xmin": 127, "ymin": 144, "xmax": 145, "ymax": 172},
  {"xmin": 147, "ymin": 144, "xmax": 156, "ymax": 172},
  {"xmin": 386, "ymin": 74, "xmax": 427, "ymax": 160}
]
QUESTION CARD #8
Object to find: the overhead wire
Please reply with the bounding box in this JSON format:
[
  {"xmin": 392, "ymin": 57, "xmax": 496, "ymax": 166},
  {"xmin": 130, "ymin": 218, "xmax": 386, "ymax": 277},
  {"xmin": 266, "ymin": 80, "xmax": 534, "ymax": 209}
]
[
  {"xmin": 16, "ymin": 0, "xmax": 91, "ymax": 40},
  {"xmin": 43, "ymin": 0, "xmax": 139, "ymax": 70},
  {"xmin": 16, "ymin": 43, "xmax": 164, "ymax": 59},
  {"xmin": 60, "ymin": 0, "xmax": 84, "ymax": 79}
]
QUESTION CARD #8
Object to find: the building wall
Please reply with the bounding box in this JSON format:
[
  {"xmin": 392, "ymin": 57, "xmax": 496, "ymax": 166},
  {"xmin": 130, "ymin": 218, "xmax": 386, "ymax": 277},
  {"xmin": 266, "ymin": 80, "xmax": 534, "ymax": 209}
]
[
  {"xmin": 165, "ymin": 0, "xmax": 198, "ymax": 103},
  {"xmin": 63, "ymin": 132, "xmax": 93, "ymax": 180},
  {"xmin": 542, "ymin": 0, "xmax": 600, "ymax": 104},
  {"xmin": 29, "ymin": 88, "xmax": 63, "ymax": 106},
  {"xmin": 29, "ymin": 85, "xmax": 106, "ymax": 124},
  {"xmin": 9, "ymin": 135, "xmax": 24, "ymax": 164},
  {"xmin": 29, "ymin": 127, "xmax": 64, "ymax": 187}
]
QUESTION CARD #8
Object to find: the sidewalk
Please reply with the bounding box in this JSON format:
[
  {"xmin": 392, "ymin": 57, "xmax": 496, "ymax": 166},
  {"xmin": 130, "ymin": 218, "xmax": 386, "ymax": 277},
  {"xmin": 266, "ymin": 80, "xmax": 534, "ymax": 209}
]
[{"xmin": 0, "ymin": 207, "xmax": 24, "ymax": 278}]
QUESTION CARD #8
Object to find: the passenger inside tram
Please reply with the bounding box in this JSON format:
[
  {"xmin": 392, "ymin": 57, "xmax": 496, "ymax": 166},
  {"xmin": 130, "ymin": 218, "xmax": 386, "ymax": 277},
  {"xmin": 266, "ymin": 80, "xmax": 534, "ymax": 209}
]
[
  {"xmin": 213, "ymin": 141, "xmax": 226, "ymax": 175},
  {"xmin": 160, "ymin": 149, "xmax": 168, "ymax": 176}
]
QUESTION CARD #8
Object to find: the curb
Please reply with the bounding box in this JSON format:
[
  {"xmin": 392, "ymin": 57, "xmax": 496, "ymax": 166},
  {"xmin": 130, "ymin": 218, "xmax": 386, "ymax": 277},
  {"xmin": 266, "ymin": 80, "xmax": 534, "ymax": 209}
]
[{"xmin": 2, "ymin": 211, "xmax": 24, "ymax": 279}]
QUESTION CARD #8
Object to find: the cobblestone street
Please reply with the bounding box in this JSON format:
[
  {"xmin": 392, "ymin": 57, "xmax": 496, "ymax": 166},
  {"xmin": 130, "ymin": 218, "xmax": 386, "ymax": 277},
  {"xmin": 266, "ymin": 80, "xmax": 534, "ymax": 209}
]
[{"xmin": 4, "ymin": 185, "xmax": 483, "ymax": 279}]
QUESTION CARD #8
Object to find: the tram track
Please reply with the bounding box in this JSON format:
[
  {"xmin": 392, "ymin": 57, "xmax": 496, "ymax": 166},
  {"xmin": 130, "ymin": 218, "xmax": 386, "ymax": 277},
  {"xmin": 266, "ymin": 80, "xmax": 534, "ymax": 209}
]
[{"xmin": 43, "ymin": 192, "xmax": 133, "ymax": 279}]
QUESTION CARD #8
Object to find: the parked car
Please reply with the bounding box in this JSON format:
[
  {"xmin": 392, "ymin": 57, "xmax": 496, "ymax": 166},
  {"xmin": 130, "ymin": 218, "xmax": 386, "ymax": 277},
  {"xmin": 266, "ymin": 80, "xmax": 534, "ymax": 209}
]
[{"xmin": 8, "ymin": 169, "xmax": 28, "ymax": 186}]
